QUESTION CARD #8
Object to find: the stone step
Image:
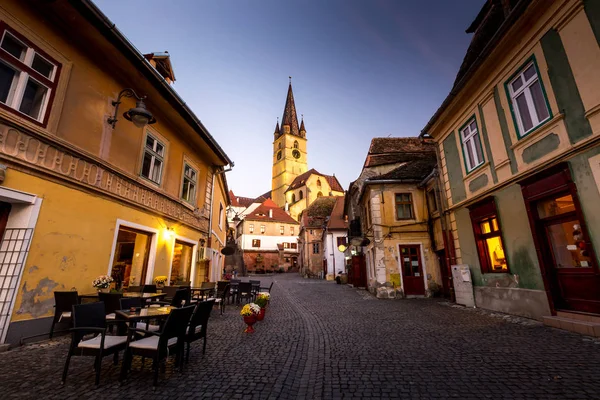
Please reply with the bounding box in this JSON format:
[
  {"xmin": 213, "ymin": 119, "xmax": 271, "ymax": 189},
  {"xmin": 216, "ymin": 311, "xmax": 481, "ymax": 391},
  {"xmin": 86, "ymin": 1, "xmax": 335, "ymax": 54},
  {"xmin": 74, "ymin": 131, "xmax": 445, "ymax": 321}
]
[
  {"xmin": 543, "ymin": 316, "xmax": 600, "ymax": 337},
  {"xmin": 557, "ymin": 310, "xmax": 600, "ymax": 324}
]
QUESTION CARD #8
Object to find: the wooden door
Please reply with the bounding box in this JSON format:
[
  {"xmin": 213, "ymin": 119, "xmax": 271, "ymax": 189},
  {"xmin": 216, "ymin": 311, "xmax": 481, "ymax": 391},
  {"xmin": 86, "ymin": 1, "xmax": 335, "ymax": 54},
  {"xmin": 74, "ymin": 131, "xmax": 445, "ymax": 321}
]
[
  {"xmin": 399, "ymin": 245, "xmax": 425, "ymax": 296},
  {"xmin": 351, "ymin": 255, "xmax": 367, "ymax": 288},
  {"xmin": 521, "ymin": 164, "xmax": 600, "ymax": 314}
]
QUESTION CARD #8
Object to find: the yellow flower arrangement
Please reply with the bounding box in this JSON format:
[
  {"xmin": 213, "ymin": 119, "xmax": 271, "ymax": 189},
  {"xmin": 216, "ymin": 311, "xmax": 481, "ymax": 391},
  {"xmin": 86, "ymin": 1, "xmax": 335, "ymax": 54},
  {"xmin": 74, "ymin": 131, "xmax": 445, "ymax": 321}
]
[
  {"xmin": 255, "ymin": 293, "xmax": 270, "ymax": 308},
  {"xmin": 240, "ymin": 304, "xmax": 254, "ymax": 316},
  {"xmin": 154, "ymin": 276, "xmax": 168, "ymax": 285}
]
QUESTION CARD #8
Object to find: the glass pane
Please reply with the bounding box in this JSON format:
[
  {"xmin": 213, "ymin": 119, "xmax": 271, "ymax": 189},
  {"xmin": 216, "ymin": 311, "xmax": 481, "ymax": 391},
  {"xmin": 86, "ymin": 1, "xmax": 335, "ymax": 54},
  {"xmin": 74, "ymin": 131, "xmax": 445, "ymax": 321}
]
[
  {"xmin": 485, "ymin": 235, "xmax": 508, "ymax": 272},
  {"xmin": 473, "ymin": 134, "xmax": 483, "ymax": 164},
  {"xmin": 19, "ymin": 78, "xmax": 47, "ymax": 120},
  {"xmin": 151, "ymin": 159, "xmax": 162, "ymax": 182},
  {"xmin": 465, "ymin": 140, "xmax": 475, "ymax": 170},
  {"xmin": 469, "ymin": 121, "xmax": 477, "ymax": 132},
  {"xmin": 491, "ymin": 218, "xmax": 498, "ymax": 232},
  {"xmin": 529, "ymin": 80, "xmax": 549, "ymax": 122},
  {"xmin": 145, "ymin": 136, "xmax": 154, "ymax": 149},
  {"xmin": 141, "ymin": 152, "xmax": 152, "ymax": 178},
  {"xmin": 111, "ymin": 228, "xmax": 152, "ymax": 289},
  {"xmin": 182, "ymin": 180, "xmax": 191, "ymax": 201},
  {"xmin": 403, "ymin": 261, "xmax": 411, "ymax": 276},
  {"xmin": 155, "ymin": 142, "xmax": 164, "ymax": 156},
  {"xmin": 1, "ymin": 34, "xmax": 26, "ymax": 60},
  {"xmin": 0, "ymin": 62, "xmax": 17, "ymax": 103},
  {"xmin": 546, "ymin": 220, "xmax": 593, "ymax": 268},
  {"xmin": 515, "ymin": 93, "xmax": 533, "ymax": 132},
  {"xmin": 523, "ymin": 65, "xmax": 536, "ymax": 81},
  {"xmin": 537, "ymin": 195, "xmax": 575, "ymax": 219},
  {"xmin": 480, "ymin": 221, "xmax": 491, "ymax": 234},
  {"xmin": 170, "ymin": 242, "xmax": 194, "ymax": 285},
  {"xmin": 511, "ymin": 76, "xmax": 523, "ymax": 92},
  {"xmin": 31, "ymin": 54, "xmax": 53, "ymax": 79}
]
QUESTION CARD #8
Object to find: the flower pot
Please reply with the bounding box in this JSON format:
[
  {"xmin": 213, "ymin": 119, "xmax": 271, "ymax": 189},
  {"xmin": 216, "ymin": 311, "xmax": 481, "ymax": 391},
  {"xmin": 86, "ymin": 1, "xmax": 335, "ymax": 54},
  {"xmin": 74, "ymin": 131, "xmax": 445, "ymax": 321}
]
[
  {"xmin": 256, "ymin": 308, "xmax": 265, "ymax": 321},
  {"xmin": 97, "ymin": 288, "xmax": 110, "ymax": 293},
  {"xmin": 243, "ymin": 315, "xmax": 257, "ymax": 333}
]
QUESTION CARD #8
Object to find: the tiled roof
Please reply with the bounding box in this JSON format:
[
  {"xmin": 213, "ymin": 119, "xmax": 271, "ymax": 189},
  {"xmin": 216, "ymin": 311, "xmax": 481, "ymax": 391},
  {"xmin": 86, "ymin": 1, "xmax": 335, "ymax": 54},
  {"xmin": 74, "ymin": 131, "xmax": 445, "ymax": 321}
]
[
  {"xmin": 244, "ymin": 199, "xmax": 299, "ymax": 225},
  {"xmin": 280, "ymin": 83, "xmax": 300, "ymax": 138},
  {"xmin": 285, "ymin": 169, "xmax": 344, "ymax": 193},
  {"xmin": 369, "ymin": 154, "xmax": 437, "ymax": 182},
  {"xmin": 365, "ymin": 137, "xmax": 436, "ymax": 168},
  {"xmin": 303, "ymin": 196, "xmax": 337, "ymax": 228},
  {"xmin": 229, "ymin": 190, "xmax": 256, "ymax": 208},
  {"xmin": 327, "ymin": 196, "xmax": 347, "ymax": 230}
]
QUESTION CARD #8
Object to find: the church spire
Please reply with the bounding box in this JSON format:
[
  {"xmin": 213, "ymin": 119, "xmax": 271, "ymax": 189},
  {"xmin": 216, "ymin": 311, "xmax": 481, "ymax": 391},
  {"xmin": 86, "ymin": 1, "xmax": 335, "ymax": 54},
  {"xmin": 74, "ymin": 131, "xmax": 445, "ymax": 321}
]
[
  {"xmin": 299, "ymin": 114, "xmax": 306, "ymax": 137},
  {"xmin": 274, "ymin": 117, "xmax": 280, "ymax": 138},
  {"xmin": 281, "ymin": 77, "xmax": 300, "ymax": 136}
]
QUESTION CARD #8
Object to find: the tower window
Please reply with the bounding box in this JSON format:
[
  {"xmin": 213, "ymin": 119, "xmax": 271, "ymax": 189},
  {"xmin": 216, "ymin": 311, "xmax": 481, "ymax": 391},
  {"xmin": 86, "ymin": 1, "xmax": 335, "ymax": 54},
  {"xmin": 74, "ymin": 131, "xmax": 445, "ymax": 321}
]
[
  {"xmin": 278, "ymin": 142, "xmax": 282, "ymax": 149},
  {"xmin": 277, "ymin": 151, "xmax": 282, "ymax": 160},
  {"xmin": 299, "ymin": 191, "xmax": 303, "ymax": 200},
  {"xmin": 291, "ymin": 193, "xmax": 296, "ymax": 203},
  {"xmin": 316, "ymin": 179, "xmax": 322, "ymax": 188},
  {"xmin": 317, "ymin": 192, "xmax": 323, "ymax": 198},
  {"xmin": 293, "ymin": 140, "xmax": 299, "ymax": 149}
]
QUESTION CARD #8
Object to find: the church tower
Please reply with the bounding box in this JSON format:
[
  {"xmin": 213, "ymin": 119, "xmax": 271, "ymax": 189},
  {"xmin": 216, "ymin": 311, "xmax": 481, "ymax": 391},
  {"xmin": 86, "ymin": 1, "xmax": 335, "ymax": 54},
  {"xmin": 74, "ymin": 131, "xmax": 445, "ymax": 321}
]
[{"xmin": 271, "ymin": 79, "xmax": 308, "ymax": 208}]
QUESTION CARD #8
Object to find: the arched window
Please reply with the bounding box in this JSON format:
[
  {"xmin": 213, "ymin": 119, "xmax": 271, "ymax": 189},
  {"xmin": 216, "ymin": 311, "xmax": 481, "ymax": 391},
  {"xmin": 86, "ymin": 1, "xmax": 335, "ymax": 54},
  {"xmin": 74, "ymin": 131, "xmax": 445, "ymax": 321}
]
[
  {"xmin": 317, "ymin": 191, "xmax": 323, "ymax": 198},
  {"xmin": 293, "ymin": 140, "xmax": 299, "ymax": 149},
  {"xmin": 278, "ymin": 142, "xmax": 282, "ymax": 149},
  {"xmin": 277, "ymin": 151, "xmax": 282, "ymax": 160},
  {"xmin": 291, "ymin": 193, "xmax": 296, "ymax": 203},
  {"xmin": 316, "ymin": 179, "xmax": 322, "ymax": 188},
  {"xmin": 299, "ymin": 191, "xmax": 304, "ymax": 200}
]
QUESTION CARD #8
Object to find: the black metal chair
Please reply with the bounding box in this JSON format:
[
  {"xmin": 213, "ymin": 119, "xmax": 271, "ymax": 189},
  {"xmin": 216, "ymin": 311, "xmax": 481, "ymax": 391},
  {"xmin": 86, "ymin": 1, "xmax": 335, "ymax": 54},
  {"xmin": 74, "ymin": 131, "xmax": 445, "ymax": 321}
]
[
  {"xmin": 184, "ymin": 299, "xmax": 215, "ymax": 362},
  {"xmin": 260, "ymin": 282, "xmax": 274, "ymax": 293},
  {"xmin": 249, "ymin": 280, "xmax": 261, "ymax": 300},
  {"xmin": 210, "ymin": 284, "xmax": 230, "ymax": 315},
  {"xmin": 237, "ymin": 282, "xmax": 253, "ymax": 304},
  {"xmin": 50, "ymin": 291, "xmax": 79, "ymax": 338},
  {"xmin": 152, "ymin": 288, "xmax": 191, "ymax": 308},
  {"xmin": 142, "ymin": 284, "xmax": 157, "ymax": 293},
  {"xmin": 120, "ymin": 305, "xmax": 195, "ymax": 386},
  {"xmin": 61, "ymin": 302, "xmax": 127, "ymax": 386},
  {"xmin": 127, "ymin": 285, "xmax": 143, "ymax": 293},
  {"xmin": 98, "ymin": 292, "xmax": 122, "ymax": 321},
  {"xmin": 199, "ymin": 282, "xmax": 216, "ymax": 300},
  {"xmin": 162, "ymin": 286, "xmax": 179, "ymax": 302},
  {"xmin": 229, "ymin": 279, "xmax": 240, "ymax": 303}
]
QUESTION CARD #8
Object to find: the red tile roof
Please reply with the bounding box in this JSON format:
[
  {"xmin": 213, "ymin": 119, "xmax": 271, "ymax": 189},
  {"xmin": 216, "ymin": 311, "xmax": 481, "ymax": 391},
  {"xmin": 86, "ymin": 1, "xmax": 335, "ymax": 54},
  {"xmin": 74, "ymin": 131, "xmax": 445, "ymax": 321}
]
[
  {"xmin": 285, "ymin": 169, "xmax": 344, "ymax": 193},
  {"xmin": 228, "ymin": 190, "xmax": 264, "ymax": 208},
  {"xmin": 244, "ymin": 199, "xmax": 299, "ymax": 225},
  {"xmin": 327, "ymin": 196, "xmax": 347, "ymax": 230}
]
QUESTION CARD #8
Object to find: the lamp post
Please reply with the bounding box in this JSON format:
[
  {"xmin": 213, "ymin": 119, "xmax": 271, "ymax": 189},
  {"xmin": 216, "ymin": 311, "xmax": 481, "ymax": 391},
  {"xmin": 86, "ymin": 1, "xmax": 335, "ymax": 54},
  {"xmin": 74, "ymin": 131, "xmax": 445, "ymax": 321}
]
[{"xmin": 107, "ymin": 88, "xmax": 157, "ymax": 129}]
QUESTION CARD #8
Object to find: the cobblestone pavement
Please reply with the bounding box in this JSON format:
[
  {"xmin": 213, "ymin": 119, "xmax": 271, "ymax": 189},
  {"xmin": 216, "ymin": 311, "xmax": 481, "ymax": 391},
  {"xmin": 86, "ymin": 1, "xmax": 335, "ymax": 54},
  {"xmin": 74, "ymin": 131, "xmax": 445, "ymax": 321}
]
[{"xmin": 2, "ymin": 273, "xmax": 600, "ymax": 399}]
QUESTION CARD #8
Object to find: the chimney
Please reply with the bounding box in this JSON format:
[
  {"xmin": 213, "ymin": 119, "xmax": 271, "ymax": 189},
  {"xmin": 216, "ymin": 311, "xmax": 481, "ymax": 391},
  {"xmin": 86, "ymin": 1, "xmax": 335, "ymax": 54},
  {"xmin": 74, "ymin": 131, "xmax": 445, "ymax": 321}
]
[
  {"xmin": 284, "ymin": 202, "xmax": 289, "ymax": 212},
  {"xmin": 269, "ymin": 209, "xmax": 273, "ymax": 218}
]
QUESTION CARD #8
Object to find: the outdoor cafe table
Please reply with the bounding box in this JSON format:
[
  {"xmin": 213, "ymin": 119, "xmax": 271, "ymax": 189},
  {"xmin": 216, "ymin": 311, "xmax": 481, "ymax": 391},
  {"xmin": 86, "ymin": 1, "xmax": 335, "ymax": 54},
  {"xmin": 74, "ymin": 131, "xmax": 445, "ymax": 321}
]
[
  {"xmin": 114, "ymin": 306, "xmax": 175, "ymax": 323},
  {"xmin": 79, "ymin": 292, "xmax": 167, "ymax": 301},
  {"xmin": 191, "ymin": 287, "xmax": 214, "ymax": 301}
]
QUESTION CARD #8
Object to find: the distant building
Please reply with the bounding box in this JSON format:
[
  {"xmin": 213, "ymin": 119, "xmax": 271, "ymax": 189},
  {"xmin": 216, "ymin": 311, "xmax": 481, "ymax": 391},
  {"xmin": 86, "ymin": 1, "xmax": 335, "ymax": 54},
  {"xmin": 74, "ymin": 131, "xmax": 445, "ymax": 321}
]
[
  {"xmin": 322, "ymin": 196, "xmax": 348, "ymax": 279},
  {"xmin": 298, "ymin": 197, "xmax": 338, "ymax": 277},
  {"xmin": 235, "ymin": 199, "xmax": 300, "ymax": 273}
]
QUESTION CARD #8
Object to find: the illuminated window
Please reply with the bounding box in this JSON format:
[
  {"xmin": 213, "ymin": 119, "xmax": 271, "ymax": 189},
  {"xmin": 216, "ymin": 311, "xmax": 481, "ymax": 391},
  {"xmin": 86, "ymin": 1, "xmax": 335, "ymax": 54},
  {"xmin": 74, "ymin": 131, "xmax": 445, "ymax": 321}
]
[
  {"xmin": 469, "ymin": 199, "xmax": 508, "ymax": 273},
  {"xmin": 252, "ymin": 239, "xmax": 260, "ymax": 248},
  {"xmin": 283, "ymin": 242, "xmax": 290, "ymax": 248}
]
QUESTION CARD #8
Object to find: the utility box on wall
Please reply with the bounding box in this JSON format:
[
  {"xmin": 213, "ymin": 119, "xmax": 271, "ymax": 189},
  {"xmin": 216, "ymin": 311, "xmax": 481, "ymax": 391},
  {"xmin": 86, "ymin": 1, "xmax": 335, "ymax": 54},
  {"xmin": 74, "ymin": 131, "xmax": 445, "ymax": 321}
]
[{"xmin": 451, "ymin": 264, "xmax": 475, "ymax": 308}]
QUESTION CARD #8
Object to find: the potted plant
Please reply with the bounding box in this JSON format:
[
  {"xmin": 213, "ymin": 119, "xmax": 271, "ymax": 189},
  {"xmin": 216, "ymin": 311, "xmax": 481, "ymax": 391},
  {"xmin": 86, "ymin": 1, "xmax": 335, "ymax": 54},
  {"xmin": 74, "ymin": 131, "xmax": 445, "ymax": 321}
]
[
  {"xmin": 154, "ymin": 275, "xmax": 168, "ymax": 288},
  {"xmin": 240, "ymin": 303, "xmax": 260, "ymax": 333},
  {"xmin": 92, "ymin": 275, "xmax": 114, "ymax": 293},
  {"xmin": 255, "ymin": 293, "xmax": 270, "ymax": 320}
]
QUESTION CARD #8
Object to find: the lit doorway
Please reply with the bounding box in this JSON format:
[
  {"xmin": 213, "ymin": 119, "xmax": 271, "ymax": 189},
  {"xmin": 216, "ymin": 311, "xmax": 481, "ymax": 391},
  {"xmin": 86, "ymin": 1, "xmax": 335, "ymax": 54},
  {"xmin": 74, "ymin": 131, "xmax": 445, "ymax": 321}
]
[
  {"xmin": 110, "ymin": 227, "xmax": 153, "ymax": 290},
  {"xmin": 170, "ymin": 240, "xmax": 194, "ymax": 285}
]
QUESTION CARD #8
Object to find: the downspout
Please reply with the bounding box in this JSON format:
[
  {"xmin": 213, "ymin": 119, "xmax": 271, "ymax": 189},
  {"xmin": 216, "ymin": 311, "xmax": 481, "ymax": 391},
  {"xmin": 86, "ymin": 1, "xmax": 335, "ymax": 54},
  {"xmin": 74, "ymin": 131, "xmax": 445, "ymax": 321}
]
[{"xmin": 208, "ymin": 168, "xmax": 218, "ymax": 281}]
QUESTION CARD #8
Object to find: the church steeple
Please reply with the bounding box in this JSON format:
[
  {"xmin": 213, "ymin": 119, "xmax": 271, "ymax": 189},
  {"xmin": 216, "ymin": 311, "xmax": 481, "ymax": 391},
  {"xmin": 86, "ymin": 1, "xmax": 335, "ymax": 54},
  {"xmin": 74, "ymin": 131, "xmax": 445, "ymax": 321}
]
[
  {"xmin": 274, "ymin": 118, "xmax": 280, "ymax": 138},
  {"xmin": 281, "ymin": 77, "xmax": 300, "ymax": 136},
  {"xmin": 299, "ymin": 115, "xmax": 306, "ymax": 137}
]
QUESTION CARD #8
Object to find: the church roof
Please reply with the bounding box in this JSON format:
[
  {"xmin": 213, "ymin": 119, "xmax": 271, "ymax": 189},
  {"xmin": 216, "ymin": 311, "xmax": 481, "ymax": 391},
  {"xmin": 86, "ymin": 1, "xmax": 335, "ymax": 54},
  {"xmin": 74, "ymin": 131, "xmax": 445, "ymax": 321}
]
[
  {"xmin": 244, "ymin": 199, "xmax": 299, "ymax": 225},
  {"xmin": 301, "ymin": 196, "xmax": 337, "ymax": 228},
  {"xmin": 327, "ymin": 196, "xmax": 347, "ymax": 230},
  {"xmin": 274, "ymin": 121, "xmax": 280, "ymax": 136},
  {"xmin": 285, "ymin": 169, "xmax": 344, "ymax": 193},
  {"xmin": 299, "ymin": 118, "xmax": 306, "ymax": 132},
  {"xmin": 281, "ymin": 82, "xmax": 300, "ymax": 137}
]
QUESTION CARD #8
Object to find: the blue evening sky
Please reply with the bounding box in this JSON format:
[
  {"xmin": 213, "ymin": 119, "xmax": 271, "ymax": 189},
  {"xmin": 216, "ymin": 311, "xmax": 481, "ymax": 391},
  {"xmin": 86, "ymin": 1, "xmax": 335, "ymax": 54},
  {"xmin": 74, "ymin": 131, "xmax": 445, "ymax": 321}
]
[{"xmin": 94, "ymin": 0, "xmax": 484, "ymax": 198}]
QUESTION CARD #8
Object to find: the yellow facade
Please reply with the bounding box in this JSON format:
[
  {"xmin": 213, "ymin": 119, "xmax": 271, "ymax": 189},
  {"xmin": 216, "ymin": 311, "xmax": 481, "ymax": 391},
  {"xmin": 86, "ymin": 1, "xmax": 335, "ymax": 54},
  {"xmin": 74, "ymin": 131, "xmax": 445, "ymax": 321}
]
[
  {"xmin": 272, "ymin": 133, "xmax": 308, "ymax": 207},
  {"xmin": 0, "ymin": 1, "xmax": 231, "ymax": 344}
]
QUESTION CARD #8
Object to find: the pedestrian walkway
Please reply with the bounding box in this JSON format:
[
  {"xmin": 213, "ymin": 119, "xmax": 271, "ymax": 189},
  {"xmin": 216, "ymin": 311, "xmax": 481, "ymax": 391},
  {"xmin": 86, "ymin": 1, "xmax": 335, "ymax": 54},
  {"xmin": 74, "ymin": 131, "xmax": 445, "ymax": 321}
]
[{"xmin": 1, "ymin": 273, "xmax": 600, "ymax": 399}]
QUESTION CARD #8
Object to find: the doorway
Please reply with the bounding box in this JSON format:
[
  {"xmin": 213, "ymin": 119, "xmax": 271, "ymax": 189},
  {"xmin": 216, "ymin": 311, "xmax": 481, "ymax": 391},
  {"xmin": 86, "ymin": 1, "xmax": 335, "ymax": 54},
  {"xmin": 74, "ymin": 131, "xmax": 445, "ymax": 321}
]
[
  {"xmin": 110, "ymin": 227, "xmax": 153, "ymax": 289},
  {"xmin": 522, "ymin": 165, "xmax": 600, "ymax": 314},
  {"xmin": 399, "ymin": 245, "xmax": 425, "ymax": 296},
  {"xmin": 170, "ymin": 240, "xmax": 194, "ymax": 285}
]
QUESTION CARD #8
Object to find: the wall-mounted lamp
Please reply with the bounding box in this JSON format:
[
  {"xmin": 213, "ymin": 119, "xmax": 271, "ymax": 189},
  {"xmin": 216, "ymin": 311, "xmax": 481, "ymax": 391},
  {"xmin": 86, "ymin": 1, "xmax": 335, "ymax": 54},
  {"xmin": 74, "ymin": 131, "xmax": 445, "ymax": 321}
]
[
  {"xmin": 107, "ymin": 88, "xmax": 157, "ymax": 129},
  {"xmin": 199, "ymin": 238, "xmax": 206, "ymax": 247},
  {"xmin": 163, "ymin": 227, "xmax": 175, "ymax": 240}
]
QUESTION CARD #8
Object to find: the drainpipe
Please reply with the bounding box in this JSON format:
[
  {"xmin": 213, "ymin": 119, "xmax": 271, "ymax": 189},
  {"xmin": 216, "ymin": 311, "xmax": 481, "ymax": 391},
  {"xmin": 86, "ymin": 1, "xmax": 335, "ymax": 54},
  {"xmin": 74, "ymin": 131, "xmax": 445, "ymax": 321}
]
[{"xmin": 207, "ymin": 168, "xmax": 217, "ymax": 281}]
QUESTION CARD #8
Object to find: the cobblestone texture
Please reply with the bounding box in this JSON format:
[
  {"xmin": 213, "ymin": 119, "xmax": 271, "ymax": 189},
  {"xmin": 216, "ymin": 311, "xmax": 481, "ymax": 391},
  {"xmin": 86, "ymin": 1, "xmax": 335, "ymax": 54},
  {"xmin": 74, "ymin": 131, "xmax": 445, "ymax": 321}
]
[{"xmin": 1, "ymin": 273, "xmax": 600, "ymax": 399}]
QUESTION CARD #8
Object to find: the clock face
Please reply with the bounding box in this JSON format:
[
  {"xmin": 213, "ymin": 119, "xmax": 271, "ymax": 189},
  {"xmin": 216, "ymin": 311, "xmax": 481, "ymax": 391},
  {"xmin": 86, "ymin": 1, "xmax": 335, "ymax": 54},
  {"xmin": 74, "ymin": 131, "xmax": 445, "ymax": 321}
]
[{"xmin": 292, "ymin": 149, "xmax": 301, "ymax": 159}]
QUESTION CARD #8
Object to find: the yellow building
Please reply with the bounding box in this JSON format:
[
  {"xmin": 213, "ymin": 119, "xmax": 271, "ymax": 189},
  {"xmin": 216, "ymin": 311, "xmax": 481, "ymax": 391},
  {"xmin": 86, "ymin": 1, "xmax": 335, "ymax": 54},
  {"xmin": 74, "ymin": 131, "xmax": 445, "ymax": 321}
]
[
  {"xmin": 270, "ymin": 81, "xmax": 343, "ymax": 220},
  {"xmin": 345, "ymin": 138, "xmax": 444, "ymax": 297},
  {"xmin": 421, "ymin": 0, "xmax": 600, "ymax": 321},
  {"xmin": 0, "ymin": 0, "xmax": 231, "ymax": 345}
]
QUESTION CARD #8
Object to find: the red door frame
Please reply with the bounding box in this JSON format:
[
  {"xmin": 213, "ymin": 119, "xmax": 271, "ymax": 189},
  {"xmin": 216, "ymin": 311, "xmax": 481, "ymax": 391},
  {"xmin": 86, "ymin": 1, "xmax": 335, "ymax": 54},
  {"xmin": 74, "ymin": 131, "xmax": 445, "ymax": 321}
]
[
  {"xmin": 399, "ymin": 244, "xmax": 425, "ymax": 296},
  {"xmin": 520, "ymin": 163, "xmax": 600, "ymax": 315}
]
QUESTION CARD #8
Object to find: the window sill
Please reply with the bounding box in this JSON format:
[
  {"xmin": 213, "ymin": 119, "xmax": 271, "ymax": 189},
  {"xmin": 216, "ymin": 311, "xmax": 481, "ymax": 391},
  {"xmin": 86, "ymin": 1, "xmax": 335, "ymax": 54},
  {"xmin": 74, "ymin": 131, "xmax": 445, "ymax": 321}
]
[
  {"xmin": 464, "ymin": 161, "xmax": 487, "ymax": 177},
  {"xmin": 585, "ymin": 103, "xmax": 600, "ymax": 119},
  {"xmin": 462, "ymin": 162, "xmax": 489, "ymax": 182},
  {"xmin": 511, "ymin": 113, "xmax": 564, "ymax": 151}
]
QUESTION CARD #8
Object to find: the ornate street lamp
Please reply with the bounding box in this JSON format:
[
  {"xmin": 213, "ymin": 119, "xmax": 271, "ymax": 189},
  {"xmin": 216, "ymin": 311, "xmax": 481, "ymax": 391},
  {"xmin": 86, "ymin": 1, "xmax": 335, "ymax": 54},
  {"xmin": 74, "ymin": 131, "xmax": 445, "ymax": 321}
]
[{"xmin": 107, "ymin": 88, "xmax": 157, "ymax": 129}]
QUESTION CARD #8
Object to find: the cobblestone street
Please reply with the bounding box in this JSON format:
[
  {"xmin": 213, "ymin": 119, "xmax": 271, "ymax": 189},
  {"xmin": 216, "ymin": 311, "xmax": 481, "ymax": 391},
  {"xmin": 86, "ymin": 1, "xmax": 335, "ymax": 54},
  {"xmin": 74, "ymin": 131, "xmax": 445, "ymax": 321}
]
[{"xmin": 2, "ymin": 273, "xmax": 600, "ymax": 399}]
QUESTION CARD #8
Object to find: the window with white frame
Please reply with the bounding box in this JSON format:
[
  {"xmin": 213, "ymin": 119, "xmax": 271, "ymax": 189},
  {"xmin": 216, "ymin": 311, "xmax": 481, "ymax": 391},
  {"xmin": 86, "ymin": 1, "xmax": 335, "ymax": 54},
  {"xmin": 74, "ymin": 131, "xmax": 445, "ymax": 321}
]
[
  {"xmin": 460, "ymin": 118, "xmax": 484, "ymax": 172},
  {"xmin": 0, "ymin": 25, "xmax": 60, "ymax": 125},
  {"xmin": 280, "ymin": 225, "xmax": 285, "ymax": 235},
  {"xmin": 249, "ymin": 224, "xmax": 254, "ymax": 234},
  {"xmin": 290, "ymin": 226, "xmax": 294, "ymax": 235},
  {"xmin": 260, "ymin": 225, "xmax": 265, "ymax": 234},
  {"xmin": 507, "ymin": 59, "xmax": 551, "ymax": 137},
  {"xmin": 141, "ymin": 134, "xmax": 165, "ymax": 184},
  {"xmin": 181, "ymin": 162, "xmax": 198, "ymax": 203}
]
